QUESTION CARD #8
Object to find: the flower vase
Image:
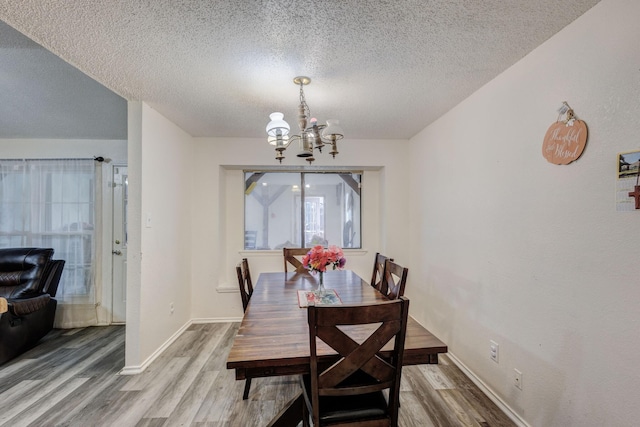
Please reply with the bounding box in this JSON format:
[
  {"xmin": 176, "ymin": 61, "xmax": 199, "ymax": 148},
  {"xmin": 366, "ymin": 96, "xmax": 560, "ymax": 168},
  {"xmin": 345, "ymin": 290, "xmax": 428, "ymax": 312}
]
[{"xmin": 317, "ymin": 271, "xmax": 325, "ymax": 295}]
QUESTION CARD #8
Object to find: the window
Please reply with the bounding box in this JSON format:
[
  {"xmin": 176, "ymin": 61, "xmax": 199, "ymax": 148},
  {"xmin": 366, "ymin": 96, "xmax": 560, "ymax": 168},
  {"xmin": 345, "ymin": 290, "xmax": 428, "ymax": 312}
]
[
  {"xmin": 244, "ymin": 171, "xmax": 362, "ymax": 249},
  {"xmin": 0, "ymin": 159, "xmax": 97, "ymax": 301}
]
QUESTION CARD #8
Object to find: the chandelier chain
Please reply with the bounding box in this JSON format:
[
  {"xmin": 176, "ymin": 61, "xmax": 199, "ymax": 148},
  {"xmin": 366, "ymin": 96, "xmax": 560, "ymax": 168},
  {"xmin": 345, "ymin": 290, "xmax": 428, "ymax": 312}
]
[{"xmin": 299, "ymin": 83, "xmax": 310, "ymax": 120}]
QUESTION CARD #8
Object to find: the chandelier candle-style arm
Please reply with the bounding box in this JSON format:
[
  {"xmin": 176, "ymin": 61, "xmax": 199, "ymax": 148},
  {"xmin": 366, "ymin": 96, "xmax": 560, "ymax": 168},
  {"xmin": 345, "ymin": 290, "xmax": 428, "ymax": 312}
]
[
  {"xmin": 322, "ymin": 119, "xmax": 344, "ymax": 158},
  {"xmin": 266, "ymin": 112, "xmax": 291, "ymax": 163},
  {"xmin": 266, "ymin": 76, "xmax": 344, "ymax": 164},
  {"xmin": 309, "ymin": 118, "xmax": 325, "ymax": 153}
]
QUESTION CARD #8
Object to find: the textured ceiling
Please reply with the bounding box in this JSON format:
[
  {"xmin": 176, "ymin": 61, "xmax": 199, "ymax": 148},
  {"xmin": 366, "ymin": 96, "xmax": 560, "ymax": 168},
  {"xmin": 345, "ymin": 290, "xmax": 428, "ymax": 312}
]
[{"xmin": 0, "ymin": 0, "xmax": 600, "ymax": 140}]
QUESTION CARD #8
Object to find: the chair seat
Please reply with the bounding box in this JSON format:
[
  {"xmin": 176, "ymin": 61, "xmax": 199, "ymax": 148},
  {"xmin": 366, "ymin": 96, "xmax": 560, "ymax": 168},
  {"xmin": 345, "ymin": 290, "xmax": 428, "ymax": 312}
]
[{"xmin": 302, "ymin": 374, "xmax": 388, "ymax": 424}]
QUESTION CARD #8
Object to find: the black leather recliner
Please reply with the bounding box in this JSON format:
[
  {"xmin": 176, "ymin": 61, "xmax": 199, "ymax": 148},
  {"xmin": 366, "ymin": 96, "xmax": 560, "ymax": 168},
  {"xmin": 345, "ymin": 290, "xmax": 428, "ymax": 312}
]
[{"xmin": 0, "ymin": 248, "xmax": 65, "ymax": 365}]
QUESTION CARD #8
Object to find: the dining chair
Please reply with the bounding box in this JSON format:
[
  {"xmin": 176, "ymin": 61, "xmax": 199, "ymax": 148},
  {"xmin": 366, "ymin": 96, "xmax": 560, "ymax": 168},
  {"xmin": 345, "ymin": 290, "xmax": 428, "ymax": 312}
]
[
  {"xmin": 283, "ymin": 247, "xmax": 311, "ymax": 273},
  {"xmin": 236, "ymin": 258, "xmax": 253, "ymax": 311},
  {"xmin": 381, "ymin": 259, "xmax": 408, "ymax": 300},
  {"xmin": 235, "ymin": 258, "xmax": 254, "ymax": 399},
  {"xmin": 370, "ymin": 252, "xmax": 393, "ymax": 293},
  {"xmin": 302, "ymin": 297, "xmax": 410, "ymax": 426}
]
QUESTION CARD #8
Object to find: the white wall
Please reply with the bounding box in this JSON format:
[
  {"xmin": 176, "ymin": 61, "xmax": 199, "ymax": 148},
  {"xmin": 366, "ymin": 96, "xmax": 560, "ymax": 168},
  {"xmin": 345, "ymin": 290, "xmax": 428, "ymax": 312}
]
[
  {"xmin": 408, "ymin": 0, "xmax": 640, "ymax": 425},
  {"xmin": 125, "ymin": 102, "xmax": 194, "ymax": 369},
  {"xmin": 125, "ymin": 102, "xmax": 143, "ymax": 368},
  {"xmin": 190, "ymin": 137, "xmax": 408, "ymax": 320}
]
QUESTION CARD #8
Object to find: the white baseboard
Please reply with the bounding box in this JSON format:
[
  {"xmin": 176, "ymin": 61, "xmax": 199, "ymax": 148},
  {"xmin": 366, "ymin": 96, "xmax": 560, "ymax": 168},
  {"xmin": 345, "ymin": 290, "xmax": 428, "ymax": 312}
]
[
  {"xmin": 447, "ymin": 352, "xmax": 530, "ymax": 427},
  {"xmin": 119, "ymin": 366, "xmax": 144, "ymax": 375},
  {"xmin": 192, "ymin": 317, "xmax": 242, "ymax": 323},
  {"xmin": 118, "ymin": 317, "xmax": 243, "ymax": 375},
  {"xmin": 119, "ymin": 319, "xmax": 193, "ymax": 375},
  {"xmin": 216, "ymin": 284, "xmax": 238, "ymax": 293}
]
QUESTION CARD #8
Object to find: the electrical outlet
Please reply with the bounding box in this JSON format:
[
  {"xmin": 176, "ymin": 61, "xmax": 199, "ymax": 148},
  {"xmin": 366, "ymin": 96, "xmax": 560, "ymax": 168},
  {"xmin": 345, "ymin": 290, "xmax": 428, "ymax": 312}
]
[
  {"xmin": 170, "ymin": 302, "xmax": 174, "ymax": 314},
  {"xmin": 490, "ymin": 340, "xmax": 499, "ymax": 363},
  {"xmin": 514, "ymin": 369, "xmax": 523, "ymax": 390}
]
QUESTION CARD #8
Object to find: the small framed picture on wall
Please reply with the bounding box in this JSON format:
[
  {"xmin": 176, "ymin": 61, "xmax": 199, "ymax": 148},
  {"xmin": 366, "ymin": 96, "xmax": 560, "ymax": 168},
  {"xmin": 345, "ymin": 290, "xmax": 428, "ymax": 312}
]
[{"xmin": 616, "ymin": 150, "xmax": 640, "ymax": 211}]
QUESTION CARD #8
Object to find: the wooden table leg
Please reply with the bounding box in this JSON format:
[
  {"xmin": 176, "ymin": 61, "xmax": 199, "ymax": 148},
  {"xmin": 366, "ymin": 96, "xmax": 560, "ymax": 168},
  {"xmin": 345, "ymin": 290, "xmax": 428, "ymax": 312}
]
[
  {"xmin": 266, "ymin": 392, "xmax": 304, "ymax": 427},
  {"xmin": 0, "ymin": 297, "xmax": 7, "ymax": 314}
]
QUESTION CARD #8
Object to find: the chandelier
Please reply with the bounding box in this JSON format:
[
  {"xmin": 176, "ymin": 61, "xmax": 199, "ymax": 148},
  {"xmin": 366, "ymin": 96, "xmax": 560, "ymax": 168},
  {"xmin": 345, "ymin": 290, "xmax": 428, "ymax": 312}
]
[{"xmin": 266, "ymin": 76, "xmax": 344, "ymax": 164}]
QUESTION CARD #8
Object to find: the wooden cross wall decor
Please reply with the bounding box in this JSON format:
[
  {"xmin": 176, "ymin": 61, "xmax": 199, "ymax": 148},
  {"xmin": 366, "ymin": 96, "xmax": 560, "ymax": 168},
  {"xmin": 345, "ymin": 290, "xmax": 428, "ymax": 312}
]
[
  {"xmin": 629, "ymin": 186, "xmax": 640, "ymax": 209},
  {"xmin": 629, "ymin": 172, "xmax": 640, "ymax": 210}
]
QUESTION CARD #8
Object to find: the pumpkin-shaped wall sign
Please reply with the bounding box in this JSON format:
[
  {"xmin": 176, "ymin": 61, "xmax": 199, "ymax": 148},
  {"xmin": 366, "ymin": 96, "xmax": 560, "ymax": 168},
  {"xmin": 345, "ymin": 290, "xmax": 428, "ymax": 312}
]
[{"xmin": 542, "ymin": 106, "xmax": 588, "ymax": 165}]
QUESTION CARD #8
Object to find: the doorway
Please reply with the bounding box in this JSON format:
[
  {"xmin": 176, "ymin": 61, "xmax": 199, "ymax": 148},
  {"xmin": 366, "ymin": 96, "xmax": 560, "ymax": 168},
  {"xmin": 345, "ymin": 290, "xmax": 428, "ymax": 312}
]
[{"xmin": 111, "ymin": 166, "xmax": 127, "ymax": 324}]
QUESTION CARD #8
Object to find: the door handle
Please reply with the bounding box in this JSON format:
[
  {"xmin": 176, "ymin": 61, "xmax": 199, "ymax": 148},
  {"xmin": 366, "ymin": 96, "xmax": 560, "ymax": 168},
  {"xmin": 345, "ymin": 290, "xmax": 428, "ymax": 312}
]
[{"xmin": 112, "ymin": 250, "xmax": 122, "ymax": 255}]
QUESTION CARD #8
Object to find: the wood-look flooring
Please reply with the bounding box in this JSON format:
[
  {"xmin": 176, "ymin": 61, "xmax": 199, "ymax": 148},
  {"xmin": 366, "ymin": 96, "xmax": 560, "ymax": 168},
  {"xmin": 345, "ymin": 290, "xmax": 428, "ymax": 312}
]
[{"xmin": 0, "ymin": 323, "xmax": 516, "ymax": 427}]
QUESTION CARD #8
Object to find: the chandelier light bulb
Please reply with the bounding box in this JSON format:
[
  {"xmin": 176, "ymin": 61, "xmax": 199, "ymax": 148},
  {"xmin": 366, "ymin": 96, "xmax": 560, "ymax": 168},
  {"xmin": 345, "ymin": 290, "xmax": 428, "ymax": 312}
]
[
  {"xmin": 322, "ymin": 119, "xmax": 344, "ymax": 140},
  {"xmin": 266, "ymin": 112, "xmax": 290, "ymax": 137}
]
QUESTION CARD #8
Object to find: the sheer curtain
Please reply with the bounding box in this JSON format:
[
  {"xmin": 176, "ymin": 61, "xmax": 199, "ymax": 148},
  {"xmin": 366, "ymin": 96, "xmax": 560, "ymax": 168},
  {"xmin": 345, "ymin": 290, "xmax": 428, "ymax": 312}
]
[{"xmin": 0, "ymin": 158, "xmax": 102, "ymax": 328}]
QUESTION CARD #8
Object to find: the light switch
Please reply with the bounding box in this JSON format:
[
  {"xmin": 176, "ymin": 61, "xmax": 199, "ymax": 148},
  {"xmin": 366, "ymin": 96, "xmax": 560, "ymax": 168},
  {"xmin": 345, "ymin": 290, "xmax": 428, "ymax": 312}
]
[{"xmin": 145, "ymin": 213, "xmax": 152, "ymax": 228}]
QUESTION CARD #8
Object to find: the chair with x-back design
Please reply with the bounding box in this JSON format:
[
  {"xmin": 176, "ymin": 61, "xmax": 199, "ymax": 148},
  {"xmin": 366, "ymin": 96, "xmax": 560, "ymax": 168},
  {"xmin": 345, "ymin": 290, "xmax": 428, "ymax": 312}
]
[
  {"xmin": 301, "ymin": 296, "xmax": 410, "ymax": 426},
  {"xmin": 283, "ymin": 248, "xmax": 312, "ymax": 274}
]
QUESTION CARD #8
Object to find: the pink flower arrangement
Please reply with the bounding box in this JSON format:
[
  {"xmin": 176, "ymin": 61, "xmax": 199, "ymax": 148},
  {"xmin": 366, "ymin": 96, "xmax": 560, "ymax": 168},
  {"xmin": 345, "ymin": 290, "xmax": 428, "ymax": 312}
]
[{"xmin": 302, "ymin": 245, "xmax": 346, "ymax": 274}]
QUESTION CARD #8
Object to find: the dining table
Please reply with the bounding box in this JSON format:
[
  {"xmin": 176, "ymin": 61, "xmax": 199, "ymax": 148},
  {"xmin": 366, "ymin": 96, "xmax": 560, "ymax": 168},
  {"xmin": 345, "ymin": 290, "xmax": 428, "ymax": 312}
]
[{"xmin": 226, "ymin": 269, "xmax": 448, "ymax": 426}]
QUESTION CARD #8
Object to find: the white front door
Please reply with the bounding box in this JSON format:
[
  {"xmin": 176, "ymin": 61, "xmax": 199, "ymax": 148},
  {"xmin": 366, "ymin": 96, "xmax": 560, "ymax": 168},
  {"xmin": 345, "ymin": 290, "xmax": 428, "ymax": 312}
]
[{"xmin": 111, "ymin": 166, "xmax": 128, "ymax": 324}]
